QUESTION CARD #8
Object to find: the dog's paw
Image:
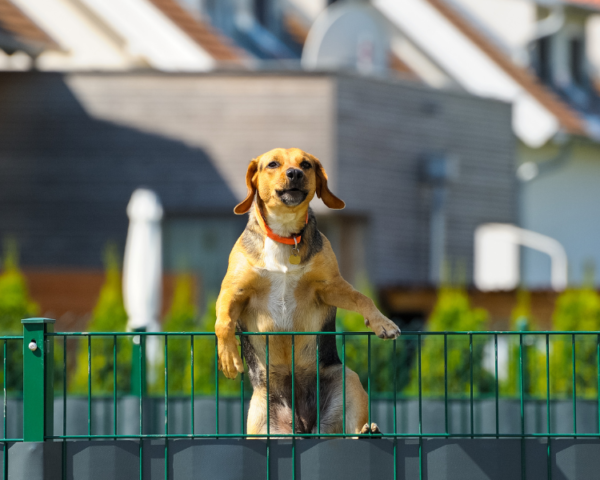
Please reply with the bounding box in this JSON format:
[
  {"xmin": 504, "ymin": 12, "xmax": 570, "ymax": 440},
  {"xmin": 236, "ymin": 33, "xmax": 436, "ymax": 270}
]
[
  {"xmin": 364, "ymin": 315, "xmax": 401, "ymax": 340},
  {"xmin": 217, "ymin": 339, "xmax": 244, "ymax": 379},
  {"xmin": 360, "ymin": 423, "xmax": 382, "ymax": 435}
]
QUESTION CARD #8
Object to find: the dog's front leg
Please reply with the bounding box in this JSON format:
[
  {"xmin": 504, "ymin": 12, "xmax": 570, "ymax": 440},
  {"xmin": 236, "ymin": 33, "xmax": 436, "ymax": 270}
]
[
  {"xmin": 320, "ymin": 275, "xmax": 401, "ymax": 339},
  {"xmin": 215, "ymin": 289, "xmax": 246, "ymax": 379}
]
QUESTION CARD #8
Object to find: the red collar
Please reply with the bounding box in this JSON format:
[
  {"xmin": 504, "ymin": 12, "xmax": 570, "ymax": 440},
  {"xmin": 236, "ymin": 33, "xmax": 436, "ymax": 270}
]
[{"xmin": 254, "ymin": 202, "xmax": 308, "ymax": 246}]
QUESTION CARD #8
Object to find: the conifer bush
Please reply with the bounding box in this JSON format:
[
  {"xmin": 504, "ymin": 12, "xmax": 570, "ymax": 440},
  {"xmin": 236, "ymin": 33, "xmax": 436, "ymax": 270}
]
[
  {"xmin": 502, "ymin": 290, "xmax": 546, "ymax": 398},
  {"xmin": 152, "ymin": 273, "xmax": 198, "ymax": 394},
  {"xmin": 0, "ymin": 238, "xmax": 39, "ymax": 391},
  {"xmin": 70, "ymin": 245, "xmax": 131, "ymax": 394},
  {"xmin": 549, "ymin": 284, "xmax": 600, "ymax": 398},
  {"xmin": 409, "ymin": 283, "xmax": 493, "ymax": 397},
  {"xmin": 335, "ymin": 281, "xmax": 398, "ymax": 396}
]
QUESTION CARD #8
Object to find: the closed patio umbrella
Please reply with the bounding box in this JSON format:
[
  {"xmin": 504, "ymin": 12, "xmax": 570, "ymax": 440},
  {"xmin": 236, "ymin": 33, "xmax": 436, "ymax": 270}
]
[{"xmin": 123, "ymin": 188, "xmax": 163, "ymax": 394}]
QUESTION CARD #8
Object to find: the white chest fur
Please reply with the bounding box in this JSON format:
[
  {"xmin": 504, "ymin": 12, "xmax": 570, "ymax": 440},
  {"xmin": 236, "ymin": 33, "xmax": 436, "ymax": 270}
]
[{"xmin": 260, "ymin": 237, "xmax": 303, "ymax": 330}]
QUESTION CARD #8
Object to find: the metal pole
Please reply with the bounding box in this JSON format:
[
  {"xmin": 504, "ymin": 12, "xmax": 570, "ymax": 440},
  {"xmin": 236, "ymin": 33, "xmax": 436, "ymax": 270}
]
[{"xmin": 22, "ymin": 318, "xmax": 55, "ymax": 442}]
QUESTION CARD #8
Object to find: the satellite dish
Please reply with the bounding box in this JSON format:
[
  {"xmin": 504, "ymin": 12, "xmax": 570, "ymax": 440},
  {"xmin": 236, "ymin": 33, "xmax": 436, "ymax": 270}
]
[{"xmin": 302, "ymin": 1, "xmax": 389, "ymax": 75}]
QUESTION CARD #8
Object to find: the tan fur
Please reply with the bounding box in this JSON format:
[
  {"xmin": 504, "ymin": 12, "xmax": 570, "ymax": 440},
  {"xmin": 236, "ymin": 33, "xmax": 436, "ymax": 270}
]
[{"xmin": 216, "ymin": 148, "xmax": 401, "ymax": 435}]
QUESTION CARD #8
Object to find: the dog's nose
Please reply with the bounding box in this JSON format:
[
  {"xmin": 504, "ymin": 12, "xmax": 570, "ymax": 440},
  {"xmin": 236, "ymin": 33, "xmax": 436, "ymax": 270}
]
[{"xmin": 286, "ymin": 168, "xmax": 304, "ymax": 181}]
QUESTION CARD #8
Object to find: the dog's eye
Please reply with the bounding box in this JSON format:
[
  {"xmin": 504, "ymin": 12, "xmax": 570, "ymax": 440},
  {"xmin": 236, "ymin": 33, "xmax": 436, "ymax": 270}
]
[
  {"xmin": 300, "ymin": 161, "xmax": 312, "ymax": 169},
  {"xmin": 267, "ymin": 161, "xmax": 279, "ymax": 169}
]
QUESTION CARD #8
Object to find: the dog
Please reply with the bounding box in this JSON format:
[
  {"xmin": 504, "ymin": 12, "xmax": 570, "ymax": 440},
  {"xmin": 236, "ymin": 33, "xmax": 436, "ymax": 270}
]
[{"xmin": 215, "ymin": 148, "xmax": 401, "ymax": 436}]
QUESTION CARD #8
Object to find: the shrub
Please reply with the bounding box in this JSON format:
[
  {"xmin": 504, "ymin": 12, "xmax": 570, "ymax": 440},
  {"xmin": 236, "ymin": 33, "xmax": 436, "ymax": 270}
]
[
  {"xmin": 70, "ymin": 245, "xmax": 131, "ymax": 394},
  {"xmin": 409, "ymin": 283, "xmax": 493, "ymax": 397},
  {"xmin": 502, "ymin": 290, "xmax": 546, "ymax": 398},
  {"xmin": 549, "ymin": 284, "xmax": 600, "ymax": 398},
  {"xmin": 152, "ymin": 273, "xmax": 199, "ymax": 394},
  {"xmin": 335, "ymin": 281, "xmax": 399, "ymax": 396},
  {"xmin": 0, "ymin": 238, "xmax": 39, "ymax": 391}
]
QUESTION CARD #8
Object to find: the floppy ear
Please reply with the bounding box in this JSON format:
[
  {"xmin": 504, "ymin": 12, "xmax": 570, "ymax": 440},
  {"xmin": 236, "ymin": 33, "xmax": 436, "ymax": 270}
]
[
  {"xmin": 313, "ymin": 158, "xmax": 345, "ymax": 210},
  {"xmin": 234, "ymin": 159, "xmax": 259, "ymax": 214}
]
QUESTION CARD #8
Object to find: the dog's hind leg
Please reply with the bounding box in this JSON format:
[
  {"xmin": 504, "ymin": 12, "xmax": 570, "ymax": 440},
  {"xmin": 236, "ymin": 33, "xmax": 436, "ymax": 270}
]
[
  {"xmin": 318, "ymin": 366, "xmax": 371, "ymax": 435},
  {"xmin": 246, "ymin": 388, "xmax": 268, "ymax": 436},
  {"xmin": 342, "ymin": 368, "xmax": 374, "ymax": 435}
]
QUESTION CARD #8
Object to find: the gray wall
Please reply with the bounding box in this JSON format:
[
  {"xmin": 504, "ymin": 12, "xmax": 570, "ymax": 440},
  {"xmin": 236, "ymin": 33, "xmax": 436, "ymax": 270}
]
[
  {"xmin": 336, "ymin": 75, "xmax": 517, "ymax": 286},
  {"xmin": 520, "ymin": 141, "xmax": 600, "ymax": 288},
  {"xmin": 0, "ymin": 71, "xmax": 516, "ymax": 290},
  {"xmin": 6, "ymin": 438, "xmax": 600, "ymax": 480}
]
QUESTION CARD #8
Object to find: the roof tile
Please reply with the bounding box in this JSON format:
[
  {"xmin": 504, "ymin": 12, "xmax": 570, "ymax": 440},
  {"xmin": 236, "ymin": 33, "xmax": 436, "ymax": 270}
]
[
  {"xmin": 148, "ymin": 0, "xmax": 247, "ymax": 63},
  {"xmin": 0, "ymin": 0, "xmax": 58, "ymax": 51}
]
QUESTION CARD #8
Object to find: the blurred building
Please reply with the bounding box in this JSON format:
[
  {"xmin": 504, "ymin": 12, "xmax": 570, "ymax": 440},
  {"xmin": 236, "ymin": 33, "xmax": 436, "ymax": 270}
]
[{"xmin": 0, "ymin": 72, "xmax": 515, "ymax": 324}]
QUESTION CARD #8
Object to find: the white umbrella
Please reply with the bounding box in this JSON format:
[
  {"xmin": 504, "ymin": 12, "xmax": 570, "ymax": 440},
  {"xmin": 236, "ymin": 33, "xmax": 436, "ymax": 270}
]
[{"xmin": 123, "ymin": 188, "xmax": 163, "ymax": 374}]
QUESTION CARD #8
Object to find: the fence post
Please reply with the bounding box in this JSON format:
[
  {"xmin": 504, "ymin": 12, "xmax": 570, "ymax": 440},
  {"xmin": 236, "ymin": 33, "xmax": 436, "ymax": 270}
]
[{"xmin": 21, "ymin": 318, "xmax": 55, "ymax": 442}]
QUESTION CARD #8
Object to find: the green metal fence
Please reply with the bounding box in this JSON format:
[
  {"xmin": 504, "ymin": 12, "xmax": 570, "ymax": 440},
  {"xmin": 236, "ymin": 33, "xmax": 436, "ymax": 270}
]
[{"xmin": 9, "ymin": 318, "xmax": 600, "ymax": 479}]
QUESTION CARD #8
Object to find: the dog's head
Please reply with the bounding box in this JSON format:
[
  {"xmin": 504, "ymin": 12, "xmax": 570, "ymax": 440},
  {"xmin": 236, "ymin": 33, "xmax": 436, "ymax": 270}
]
[{"xmin": 234, "ymin": 148, "xmax": 345, "ymax": 214}]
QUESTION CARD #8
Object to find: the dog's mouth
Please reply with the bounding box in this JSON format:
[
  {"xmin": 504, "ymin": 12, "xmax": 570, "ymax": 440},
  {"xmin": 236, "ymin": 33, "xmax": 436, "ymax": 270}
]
[{"xmin": 276, "ymin": 188, "xmax": 308, "ymax": 206}]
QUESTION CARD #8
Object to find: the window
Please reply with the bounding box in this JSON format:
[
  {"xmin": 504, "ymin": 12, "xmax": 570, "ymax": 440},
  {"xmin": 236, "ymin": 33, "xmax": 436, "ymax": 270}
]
[
  {"xmin": 569, "ymin": 37, "xmax": 586, "ymax": 86},
  {"xmin": 254, "ymin": 0, "xmax": 267, "ymax": 26},
  {"xmin": 536, "ymin": 36, "xmax": 552, "ymax": 84}
]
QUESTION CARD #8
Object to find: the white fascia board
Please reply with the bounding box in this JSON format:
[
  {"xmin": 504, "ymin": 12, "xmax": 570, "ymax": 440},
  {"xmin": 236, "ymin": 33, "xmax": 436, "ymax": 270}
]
[
  {"xmin": 12, "ymin": 0, "xmax": 131, "ymax": 70},
  {"xmin": 375, "ymin": 0, "xmax": 560, "ymax": 147},
  {"xmin": 80, "ymin": 0, "xmax": 215, "ymax": 72}
]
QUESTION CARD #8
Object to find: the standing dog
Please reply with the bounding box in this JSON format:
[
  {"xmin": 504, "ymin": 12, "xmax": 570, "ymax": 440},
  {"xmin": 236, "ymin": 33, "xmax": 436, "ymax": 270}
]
[{"xmin": 216, "ymin": 148, "xmax": 401, "ymax": 435}]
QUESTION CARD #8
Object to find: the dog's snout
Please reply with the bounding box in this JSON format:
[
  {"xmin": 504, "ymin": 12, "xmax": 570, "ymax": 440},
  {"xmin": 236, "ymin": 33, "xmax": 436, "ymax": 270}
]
[{"xmin": 286, "ymin": 168, "xmax": 304, "ymax": 182}]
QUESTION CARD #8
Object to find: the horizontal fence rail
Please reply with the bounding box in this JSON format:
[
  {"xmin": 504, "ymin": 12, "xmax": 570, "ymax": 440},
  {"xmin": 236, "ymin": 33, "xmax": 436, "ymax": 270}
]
[{"xmin": 9, "ymin": 319, "xmax": 600, "ymax": 479}]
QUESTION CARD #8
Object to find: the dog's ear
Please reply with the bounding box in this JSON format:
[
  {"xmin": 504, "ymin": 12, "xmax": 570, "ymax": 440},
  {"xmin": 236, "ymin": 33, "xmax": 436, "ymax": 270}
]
[
  {"xmin": 234, "ymin": 158, "xmax": 259, "ymax": 214},
  {"xmin": 313, "ymin": 157, "xmax": 345, "ymax": 210}
]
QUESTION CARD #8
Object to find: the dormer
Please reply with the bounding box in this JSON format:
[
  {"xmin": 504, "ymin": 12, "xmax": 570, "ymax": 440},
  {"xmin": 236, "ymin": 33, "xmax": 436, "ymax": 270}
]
[{"xmin": 532, "ymin": 4, "xmax": 597, "ymax": 111}]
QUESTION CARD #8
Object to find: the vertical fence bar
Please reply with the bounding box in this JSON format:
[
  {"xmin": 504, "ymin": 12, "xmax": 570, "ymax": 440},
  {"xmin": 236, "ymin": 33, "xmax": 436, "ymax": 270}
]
[
  {"xmin": 63, "ymin": 336, "xmax": 67, "ymax": 436},
  {"xmin": 393, "ymin": 339, "xmax": 397, "ymax": 480},
  {"xmin": 191, "ymin": 335, "xmax": 195, "ymax": 437},
  {"xmin": 597, "ymin": 334, "xmax": 600, "ymax": 436},
  {"xmin": 165, "ymin": 336, "xmax": 168, "ymax": 480},
  {"xmin": 368, "ymin": 335, "xmax": 371, "ymax": 434},
  {"xmin": 88, "ymin": 335, "xmax": 91, "ymax": 438},
  {"xmin": 266, "ymin": 335, "xmax": 270, "ymax": 480},
  {"xmin": 520, "ymin": 333, "xmax": 525, "ymax": 480},
  {"xmin": 469, "ymin": 333, "xmax": 474, "ymax": 438},
  {"xmin": 291, "ymin": 335, "xmax": 295, "ymax": 480},
  {"xmin": 444, "ymin": 334, "xmax": 448, "ymax": 435},
  {"xmin": 547, "ymin": 334, "xmax": 551, "ymax": 480},
  {"xmin": 316, "ymin": 334, "xmax": 320, "ymax": 435},
  {"xmin": 418, "ymin": 334, "xmax": 423, "ymax": 480},
  {"xmin": 113, "ymin": 335, "xmax": 117, "ymax": 437},
  {"xmin": 572, "ymin": 334, "xmax": 576, "ymax": 437},
  {"xmin": 239, "ymin": 335, "xmax": 243, "ymax": 436},
  {"xmin": 215, "ymin": 336, "xmax": 219, "ymax": 436},
  {"xmin": 3, "ymin": 340, "xmax": 6, "ymax": 480},
  {"xmin": 342, "ymin": 335, "xmax": 346, "ymax": 435},
  {"xmin": 495, "ymin": 334, "xmax": 499, "ymax": 439},
  {"xmin": 139, "ymin": 334, "xmax": 143, "ymax": 480},
  {"xmin": 61, "ymin": 336, "xmax": 66, "ymax": 480}
]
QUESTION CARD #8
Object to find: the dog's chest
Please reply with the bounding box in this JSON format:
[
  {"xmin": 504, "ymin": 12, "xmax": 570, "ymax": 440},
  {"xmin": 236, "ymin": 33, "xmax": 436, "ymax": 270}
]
[{"xmin": 259, "ymin": 238, "xmax": 304, "ymax": 331}]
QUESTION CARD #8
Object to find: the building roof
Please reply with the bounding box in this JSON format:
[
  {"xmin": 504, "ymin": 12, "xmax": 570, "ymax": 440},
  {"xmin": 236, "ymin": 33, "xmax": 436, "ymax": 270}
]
[
  {"xmin": 426, "ymin": 0, "xmax": 587, "ymax": 137},
  {"xmin": 148, "ymin": 0, "xmax": 246, "ymax": 63},
  {"xmin": 0, "ymin": 0, "xmax": 58, "ymax": 54}
]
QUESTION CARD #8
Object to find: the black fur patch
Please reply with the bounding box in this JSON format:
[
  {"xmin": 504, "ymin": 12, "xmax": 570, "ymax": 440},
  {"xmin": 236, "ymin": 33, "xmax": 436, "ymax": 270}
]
[
  {"xmin": 268, "ymin": 366, "xmax": 342, "ymax": 434},
  {"xmin": 301, "ymin": 209, "xmax": 324, "ymax": 264},
  {"xmin": 318, "ymin": 307, "xmax": 341, "ymax": 367},
  {"xmin": 240, "ymin": 210, "xmax": 264, "ymax": 260}
]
